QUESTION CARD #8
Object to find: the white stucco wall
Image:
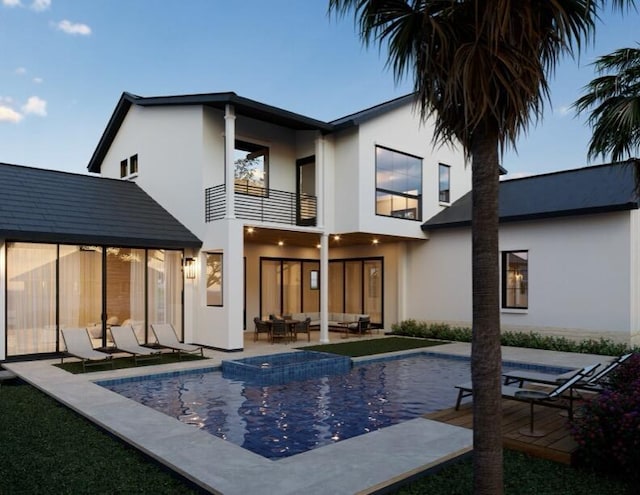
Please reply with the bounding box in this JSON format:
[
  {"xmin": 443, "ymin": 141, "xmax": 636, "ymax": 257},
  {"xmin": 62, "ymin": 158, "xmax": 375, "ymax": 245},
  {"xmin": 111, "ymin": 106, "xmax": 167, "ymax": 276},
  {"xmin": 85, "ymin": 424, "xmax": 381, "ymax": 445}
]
[
  {"xmin": 405, "ymin": 212, "xmax": 636, "ymax": 343},
  {"xmin": 100, "ymin": 105, "xmax": 206, "ymax": 238},
  {"xmin": 332, "ymin": 101, "xmax": 469, "ymax": 238}
]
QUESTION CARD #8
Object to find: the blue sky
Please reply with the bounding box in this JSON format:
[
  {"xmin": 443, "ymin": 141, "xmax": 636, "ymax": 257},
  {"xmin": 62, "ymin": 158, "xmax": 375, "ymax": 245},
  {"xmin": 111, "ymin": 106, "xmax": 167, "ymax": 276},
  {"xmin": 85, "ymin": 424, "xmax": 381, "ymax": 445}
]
[{"xmin": 1, "ymin": 1, "xmax": 638, "ymax": 178}]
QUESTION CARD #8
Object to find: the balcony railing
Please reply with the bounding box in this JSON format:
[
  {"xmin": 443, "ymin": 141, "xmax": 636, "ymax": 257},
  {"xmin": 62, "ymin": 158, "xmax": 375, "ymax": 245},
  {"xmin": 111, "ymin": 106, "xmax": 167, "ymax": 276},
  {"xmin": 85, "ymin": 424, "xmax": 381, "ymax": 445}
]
[{"xmin": 205, "ymin": 184, "xmax": 317, "ymax": 226}]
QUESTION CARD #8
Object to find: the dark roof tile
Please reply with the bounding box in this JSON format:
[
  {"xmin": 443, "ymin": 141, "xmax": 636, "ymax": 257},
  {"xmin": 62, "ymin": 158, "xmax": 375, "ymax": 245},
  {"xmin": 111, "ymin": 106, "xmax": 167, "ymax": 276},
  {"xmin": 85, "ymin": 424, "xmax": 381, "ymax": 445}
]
[
  {"xmin": 423, "ymin": 161, "xmax": 639, "ymax": 230},
  {"xmin": 0, "ymin": 162, "xmax": 201, "ymax": 249}
]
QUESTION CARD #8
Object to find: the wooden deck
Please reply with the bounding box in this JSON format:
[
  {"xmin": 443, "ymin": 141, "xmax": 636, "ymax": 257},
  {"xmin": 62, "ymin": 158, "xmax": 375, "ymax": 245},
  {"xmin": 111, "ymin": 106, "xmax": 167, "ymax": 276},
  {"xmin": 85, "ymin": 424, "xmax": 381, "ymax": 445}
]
[{"xmin": 425, "ymin": 399, "xmax": 579, "ymax": 464}]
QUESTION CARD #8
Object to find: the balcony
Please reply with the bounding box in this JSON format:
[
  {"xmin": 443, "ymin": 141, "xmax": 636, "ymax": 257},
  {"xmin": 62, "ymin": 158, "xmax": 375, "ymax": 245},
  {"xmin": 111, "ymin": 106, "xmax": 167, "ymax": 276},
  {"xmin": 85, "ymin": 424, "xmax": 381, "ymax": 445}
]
[{"xmin": 205, "ymin": 184, "xmax": 317, "ymax": 227}]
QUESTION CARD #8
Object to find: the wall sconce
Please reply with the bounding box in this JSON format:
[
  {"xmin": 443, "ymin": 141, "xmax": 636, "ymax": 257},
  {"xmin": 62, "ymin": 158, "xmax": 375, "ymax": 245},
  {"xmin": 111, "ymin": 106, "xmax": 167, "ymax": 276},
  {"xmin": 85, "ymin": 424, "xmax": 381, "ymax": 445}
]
[{"xmin": 183, "ymin": 257, "xmax": 197, "ymax": 279}]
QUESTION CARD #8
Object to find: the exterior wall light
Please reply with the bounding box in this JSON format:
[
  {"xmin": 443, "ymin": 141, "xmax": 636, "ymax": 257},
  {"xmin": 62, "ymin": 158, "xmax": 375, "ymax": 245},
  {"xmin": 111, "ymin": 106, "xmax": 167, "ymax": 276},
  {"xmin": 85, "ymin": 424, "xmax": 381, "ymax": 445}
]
[{"xmin": 183, "ymin": 257, "xmax": 197, "ymax": 279}]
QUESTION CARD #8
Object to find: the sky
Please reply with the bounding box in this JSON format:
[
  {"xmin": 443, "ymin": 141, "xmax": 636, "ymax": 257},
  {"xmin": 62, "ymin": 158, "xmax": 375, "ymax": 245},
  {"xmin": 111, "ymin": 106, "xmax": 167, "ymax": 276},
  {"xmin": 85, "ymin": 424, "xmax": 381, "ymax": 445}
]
[{"xmin": 1, "ymin": 0, "xmax": 639, "ymax": 179}]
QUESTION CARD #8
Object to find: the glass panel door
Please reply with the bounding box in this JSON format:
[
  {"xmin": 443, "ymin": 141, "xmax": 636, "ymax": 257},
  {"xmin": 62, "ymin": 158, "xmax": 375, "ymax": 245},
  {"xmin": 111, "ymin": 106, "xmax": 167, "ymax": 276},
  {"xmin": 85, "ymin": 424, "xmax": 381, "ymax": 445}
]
[
  {"xmin": 363, "ymin": 259, "xmax": 382, "ymax": 325},
  {"xmin": 261, "ymin": 259, "xmax": 281, "ymax": 318},
  {"xmin": 59, "ymin": 245, "xmax": 103, "ymax": 345},
  {"xmin": 302, "ymin": 261, "xmax": 320, "ymax": 312},
  {"xmin": 106, "ymin": 247, "xmax": 146, "ymax": 343},
  {"xmin": 6, "ymin": 243, "xmax": 57, "ymax": 355},
  {"xmin": 344, "ymin": 261, "xmax": 362, "ymax": 314},
  {"xmin": 297, "ymin": 156, "xmax": 316, "ymax": 226},
  {"xmin": 148, "ymin": 249, "xmax": 183, "ymax": 340}
]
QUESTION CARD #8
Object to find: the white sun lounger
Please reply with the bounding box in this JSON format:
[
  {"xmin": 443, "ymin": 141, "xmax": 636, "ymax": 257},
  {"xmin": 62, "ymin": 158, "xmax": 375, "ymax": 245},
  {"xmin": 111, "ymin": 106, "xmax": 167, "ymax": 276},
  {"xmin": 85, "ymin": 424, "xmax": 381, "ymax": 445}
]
[
  {"xmin": 455, "ymin": 364, "xmax": 599, "ymax": 420},
  {"xmin": 150, "ymin": 323, "xmax": 203, "ymax": 358},
  {"xmin": 110, "ymin": 325, "xmax": 162, "ymax": 364},
  {"xmin": 502, "ymin": 353, "xmax": 632, "ymax": 390},
  {"xmin": 61, "ymin": 327, "xmax": 114, "ymax": 372}
]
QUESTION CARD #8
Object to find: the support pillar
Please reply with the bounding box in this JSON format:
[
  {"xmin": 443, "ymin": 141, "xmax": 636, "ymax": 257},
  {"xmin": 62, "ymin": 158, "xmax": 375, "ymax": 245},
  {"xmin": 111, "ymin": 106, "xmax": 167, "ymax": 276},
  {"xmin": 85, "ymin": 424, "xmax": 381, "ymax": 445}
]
[
  {"xmin": 320, "ymin": 232, "xmax": 330, "ymax": 343},
  {"xmin": 224, "ymin": 104, "xmax": 236, "ymax": 219}
]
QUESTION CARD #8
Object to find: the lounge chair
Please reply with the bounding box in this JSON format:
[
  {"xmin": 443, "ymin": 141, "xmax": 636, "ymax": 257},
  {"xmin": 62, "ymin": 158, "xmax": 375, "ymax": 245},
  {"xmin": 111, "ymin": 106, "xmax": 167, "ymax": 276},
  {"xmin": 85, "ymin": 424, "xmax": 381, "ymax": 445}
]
[
  {"xmin": 503, "ymin": 353, "xmax": 633, "ymax": 390},
  {"xmin": 110, "ymin": 325, "xmax": 162, "ymax": 364},
  {"xmin": 150, "ymin": 323, "xmax": 203, "ymax": 358},
  {"xmin": 60, "ymin": 328, "xmax": 114, "ymax": 372},
  {"xmin": 455, "ymin": 363, "xmax": 599, "ymax": 421}
]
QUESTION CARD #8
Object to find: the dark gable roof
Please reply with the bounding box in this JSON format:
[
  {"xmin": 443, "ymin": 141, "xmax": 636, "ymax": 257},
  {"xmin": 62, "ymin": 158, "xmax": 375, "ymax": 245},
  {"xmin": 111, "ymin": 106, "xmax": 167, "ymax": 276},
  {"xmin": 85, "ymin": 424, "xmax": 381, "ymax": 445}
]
[
  {"xmin": 423, "ymin": 161, "xmax": 640, "ymax": 230},
  {"xmin": 88, "ymin": 91, "xmax": 420, "ymax": 173},
  {"xmin": 88, "ymin": 92, "xmax": 334, "ymax": 173},
  {"xmin": 0, "ymin": 162, "xmax": 201, "ymax": 249}
]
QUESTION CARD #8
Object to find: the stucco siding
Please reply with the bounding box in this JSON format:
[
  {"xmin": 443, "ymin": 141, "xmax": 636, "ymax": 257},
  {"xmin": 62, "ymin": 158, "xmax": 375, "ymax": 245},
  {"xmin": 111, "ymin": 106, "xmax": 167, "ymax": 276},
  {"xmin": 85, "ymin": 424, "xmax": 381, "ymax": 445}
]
[{"xmin": 407, "ymin": 212, "xmax": 635, "ymax": 343}]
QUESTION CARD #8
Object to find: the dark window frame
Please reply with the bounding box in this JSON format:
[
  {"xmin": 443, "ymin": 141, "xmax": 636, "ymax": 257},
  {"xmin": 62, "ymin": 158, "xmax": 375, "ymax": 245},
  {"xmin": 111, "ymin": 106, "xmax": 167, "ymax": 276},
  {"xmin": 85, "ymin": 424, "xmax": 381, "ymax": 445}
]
[
  {"xmin": 375, "ymin": 145, "xmax": 423, "ymax": 221},
  {"xmin": 234, "ymin": 139, "xmax": 269, "ymax": 196},
  {"xmin": 501, "ymin": 250, "xmax": 529, "ymax": 310},
  {"xmin": 439, "ymin": 163, "xmax": 451, "ymax": 203}
]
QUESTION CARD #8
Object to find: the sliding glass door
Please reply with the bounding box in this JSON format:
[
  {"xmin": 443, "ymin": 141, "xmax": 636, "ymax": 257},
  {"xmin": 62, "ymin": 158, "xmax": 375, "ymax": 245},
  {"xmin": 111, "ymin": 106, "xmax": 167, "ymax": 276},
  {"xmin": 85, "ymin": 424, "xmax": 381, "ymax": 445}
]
[
  {"xmin": 5, "ymin": 242, "xmax": 184, "ymax": 356},
  {"xmin": 260, "ymin": 258, "xmax": 320, "ymax": 317}
]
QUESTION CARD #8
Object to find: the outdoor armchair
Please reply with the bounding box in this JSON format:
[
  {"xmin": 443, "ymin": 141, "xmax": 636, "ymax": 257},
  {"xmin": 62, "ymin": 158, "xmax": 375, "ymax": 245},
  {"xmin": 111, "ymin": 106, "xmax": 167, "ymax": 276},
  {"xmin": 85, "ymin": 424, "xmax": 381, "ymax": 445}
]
[
  {"xmin": 110, "ymin": 325, "xmax": 162, "ymax": 364},
  {"xmin": 150, "ymin": 323, "xmax": 203, "ymax": 358},
  {"xmin": 60, "ymin": 327, "xmax": 114, "ymax": 372},
  {"xmin": 254, "ymin": 317, "xmax": 271, "ymax": 341}
]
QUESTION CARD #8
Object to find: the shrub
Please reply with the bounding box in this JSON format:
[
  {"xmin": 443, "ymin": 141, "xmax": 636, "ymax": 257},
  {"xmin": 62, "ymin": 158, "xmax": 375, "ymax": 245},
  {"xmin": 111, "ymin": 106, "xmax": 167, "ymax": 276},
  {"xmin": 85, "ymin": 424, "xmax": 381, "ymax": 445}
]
[
  {"xmin": 390, "ymin": 319, "xmax": 639, "ymax": 357},
  {"xmin": 570, "ymin": 377, "xmax": 640, "ymax": 480},
  {"xmin": 606, "ymin": 353, "xmax": 640, "ymax": 394}
]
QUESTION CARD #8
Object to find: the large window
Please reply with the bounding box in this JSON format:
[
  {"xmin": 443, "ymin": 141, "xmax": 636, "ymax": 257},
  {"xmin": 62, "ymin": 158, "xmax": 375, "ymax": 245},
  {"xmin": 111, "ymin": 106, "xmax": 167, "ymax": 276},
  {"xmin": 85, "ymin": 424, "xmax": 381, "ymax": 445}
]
[
  {"xmin": 6, "ymin": 242, "xmax": 184, "ymax": 356},
  {"xmin": 502, "ymin": 251, "xmax": 528, "ymax": 309},
  {"xmin": 375, "ymin": 146, "xmax": 422, "ymax": 220},
  {"xmin": 439, "ymin": 163, "xmax": 451, "ymax": 203},
  {"xmin": 234, "ymin": 140, "xmax": 269, "ymax": 195},
  {"xmin": 260, "ymin": 258, "xmax": 319, "ymax": 317}
]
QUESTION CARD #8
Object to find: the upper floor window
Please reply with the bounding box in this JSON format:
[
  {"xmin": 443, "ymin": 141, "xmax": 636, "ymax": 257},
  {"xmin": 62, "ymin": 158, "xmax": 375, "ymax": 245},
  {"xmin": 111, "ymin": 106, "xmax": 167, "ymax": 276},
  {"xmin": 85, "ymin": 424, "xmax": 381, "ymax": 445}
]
[
  {"xmin": 234, "ymin": 140, "xmax": 268, "ymax": 196},
  {"xmin": 439, "ymin": 163, "xmax": 450, "ymax": 203},
  {"xmin": 120, "ymin": 154, "xmax": 138, "ymax": 178},
  {"xmin": 375, "ymin": 146, "xmax": 422, "ymax": 220},
  {"xmin": 502, "ymin": 251, "xmax": 528, "ymax": 309}
]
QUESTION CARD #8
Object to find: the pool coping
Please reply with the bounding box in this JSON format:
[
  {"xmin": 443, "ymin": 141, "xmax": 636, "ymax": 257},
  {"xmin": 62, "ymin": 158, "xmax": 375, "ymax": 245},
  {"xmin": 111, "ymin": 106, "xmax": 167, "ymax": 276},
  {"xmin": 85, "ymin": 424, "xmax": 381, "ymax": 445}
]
[{"xmin": 3, "ymin": 342, "xmax": 611, "ymax": 494}]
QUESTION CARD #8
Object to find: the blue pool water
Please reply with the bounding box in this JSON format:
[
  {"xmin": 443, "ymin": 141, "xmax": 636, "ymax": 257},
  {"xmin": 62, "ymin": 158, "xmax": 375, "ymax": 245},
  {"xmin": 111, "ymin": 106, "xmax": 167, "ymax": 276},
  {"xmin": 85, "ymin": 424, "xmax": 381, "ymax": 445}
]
[{"xmin": 100, "ymin": 353, "xmax": 568, "ymax": 460}]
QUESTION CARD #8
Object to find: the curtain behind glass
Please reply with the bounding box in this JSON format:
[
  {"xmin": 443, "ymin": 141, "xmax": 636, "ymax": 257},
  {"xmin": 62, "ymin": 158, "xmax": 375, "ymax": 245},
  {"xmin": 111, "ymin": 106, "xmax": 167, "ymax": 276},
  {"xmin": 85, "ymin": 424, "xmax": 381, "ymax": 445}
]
[
  {"xmin": 363, "ymin": 260, "xmax": 382, "ymax": 325},
  {"xmin": 344, "ymin": 261, "xmax": 363, "ymax": 314},
  {"xmin": 148, "ymin": 250, "xmax": 183, "ymax": 340},
  {"xmin": 7, "ymin": 243, "xmax": 57, "ymax": 355},
  {"xmin": 261, "ymin": 260, "xmax": 281, "ymax": 318},
  {"xmin": 282, "ymin": 261, "xmax": 301, "ymax": 315},
  {"xmin": 106, "ymin": 247, "xmax": 146, "ymax": 342},
  {"xmin": 328, "ymin": 262, "xmax": 344, "ymax": 313},
  {"xmin": 59, "ymin": 245, "xmax": 102, "ymax": 341},
  {"xmin": 302, "ymin": 261, "xmax": 320, "ymax": 312}
]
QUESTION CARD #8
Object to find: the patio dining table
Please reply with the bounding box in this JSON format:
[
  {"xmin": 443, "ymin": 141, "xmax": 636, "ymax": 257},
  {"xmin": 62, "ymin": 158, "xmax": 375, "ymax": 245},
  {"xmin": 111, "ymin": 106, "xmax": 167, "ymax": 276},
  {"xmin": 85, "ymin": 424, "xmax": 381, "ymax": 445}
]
[{"xmin": 266, "ymin": 319, "xmax": 300, "ymax": 342}]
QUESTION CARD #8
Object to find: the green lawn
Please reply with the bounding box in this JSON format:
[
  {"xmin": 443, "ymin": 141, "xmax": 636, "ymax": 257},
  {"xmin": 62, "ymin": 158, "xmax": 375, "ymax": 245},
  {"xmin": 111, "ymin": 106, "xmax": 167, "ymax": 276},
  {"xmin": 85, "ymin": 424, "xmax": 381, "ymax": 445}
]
[
  {"xmin": 301, "ymin": 335, "xmax": 445, "ymax": 356},
  {"xmin": 0, "ymin": 380, "xmax": 203, "ymax": 494}
]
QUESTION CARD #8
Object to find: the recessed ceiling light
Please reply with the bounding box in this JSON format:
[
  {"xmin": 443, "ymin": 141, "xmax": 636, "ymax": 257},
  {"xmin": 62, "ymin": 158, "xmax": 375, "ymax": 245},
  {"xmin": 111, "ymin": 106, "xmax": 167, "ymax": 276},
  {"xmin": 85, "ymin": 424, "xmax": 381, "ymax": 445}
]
[
  {"xmin": 333, "ymin": 235, "xmax": 340, "ymax": 241},
  {"xmin": 246, "ymin": 227, "xmax": 255, "ymax": 234},
  {"xmin": 372, "ymin": 239, "xmax": 379, "ymax": 245},
  {"xmin": 278, "ymin": 240, "xmax": 284, "ymax": 246}
]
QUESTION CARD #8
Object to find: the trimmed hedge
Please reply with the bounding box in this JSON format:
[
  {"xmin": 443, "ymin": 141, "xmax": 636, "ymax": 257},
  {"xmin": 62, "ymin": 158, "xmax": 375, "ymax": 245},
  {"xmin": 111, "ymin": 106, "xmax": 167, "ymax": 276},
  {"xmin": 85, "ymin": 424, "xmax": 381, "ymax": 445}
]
[{"xmin": 390, "ymin": 319, "xmax": 637, "ymax": 356}]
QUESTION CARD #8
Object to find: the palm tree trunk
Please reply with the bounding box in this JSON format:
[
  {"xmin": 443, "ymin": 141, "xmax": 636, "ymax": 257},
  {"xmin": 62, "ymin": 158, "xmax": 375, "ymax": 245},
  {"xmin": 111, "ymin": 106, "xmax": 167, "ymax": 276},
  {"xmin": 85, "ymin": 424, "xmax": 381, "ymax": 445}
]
[{"xmin": 470, "ymin": 131, "xmax": 503, "ymax": 494}]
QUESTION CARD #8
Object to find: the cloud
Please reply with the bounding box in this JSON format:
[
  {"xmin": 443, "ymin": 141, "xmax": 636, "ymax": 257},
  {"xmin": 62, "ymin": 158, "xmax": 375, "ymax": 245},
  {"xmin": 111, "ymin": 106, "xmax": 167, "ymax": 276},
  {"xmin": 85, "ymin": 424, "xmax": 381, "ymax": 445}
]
[
  {"xmin": 557, "ymin": 105, "xmax": 572, "ymax": 117},
  {"xmin": 2, "ymin": 0, "xmax": 22, "ymax": 7},
  {"xmin": 22, "ymin": 96, "xmax": 47, "ymax": 116},
  {"xmin": 14, "ymin": 67, "xmax": 27, "ymax": 75},
  {"xmin": 55, "ymin": 19, "xmax": 91, "ymax": 35},
  {"xmin": 33, "ymin": 77, "xmax": 43, "ymax": 84},
  {"xmin": 30, "ymin": 0, "xmax": 50, "ymax": 11},
  {"xmin": 0, "ymin": 105, "xmax": 23, "ymax": 123}
]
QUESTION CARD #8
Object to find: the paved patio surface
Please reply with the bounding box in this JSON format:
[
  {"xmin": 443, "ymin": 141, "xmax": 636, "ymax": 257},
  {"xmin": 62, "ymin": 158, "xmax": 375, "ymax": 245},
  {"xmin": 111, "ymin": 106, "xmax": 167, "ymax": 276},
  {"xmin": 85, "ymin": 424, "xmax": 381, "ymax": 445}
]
[{"xmin": 3, "ymin": 335, "xmax": 610, "ymax": 494}]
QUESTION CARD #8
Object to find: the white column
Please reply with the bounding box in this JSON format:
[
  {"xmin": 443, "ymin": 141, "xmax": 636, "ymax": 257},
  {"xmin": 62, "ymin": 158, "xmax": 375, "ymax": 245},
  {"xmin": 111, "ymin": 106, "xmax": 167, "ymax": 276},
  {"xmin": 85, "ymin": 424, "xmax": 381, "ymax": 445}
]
[
  {"xmin": 315, "ymin": 134, "xmax": 324, "ymax": 228},
  {"xmin": 224, "ymin": 104, "xmax": 236, "ymax": 219},
  {"xmin": 320, "ymin": 232, "xmax": 330, "ymax": 343}
]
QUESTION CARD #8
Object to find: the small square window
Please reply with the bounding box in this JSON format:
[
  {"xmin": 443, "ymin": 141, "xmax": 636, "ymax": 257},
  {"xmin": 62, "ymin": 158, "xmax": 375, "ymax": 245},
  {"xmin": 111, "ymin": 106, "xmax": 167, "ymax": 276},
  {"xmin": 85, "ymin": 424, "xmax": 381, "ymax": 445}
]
[
  {"xmin": 129, "ymin": 154, "xmax": 138, "ymax": 175},
  {"xmin": 120, "ymin": 159, "xmax": 128, "ymax": 178},
  {"xmin": 439, "ymin": 163, "xmax": 450, "ymax": 203}
]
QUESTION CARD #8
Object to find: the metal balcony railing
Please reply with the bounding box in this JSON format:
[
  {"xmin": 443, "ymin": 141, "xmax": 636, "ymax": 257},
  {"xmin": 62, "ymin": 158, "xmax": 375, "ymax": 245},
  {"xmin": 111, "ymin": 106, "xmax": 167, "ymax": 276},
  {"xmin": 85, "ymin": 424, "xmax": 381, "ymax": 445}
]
[{"xmin": 205, "ymin": 184, "xmax": 317, "ymax": 226}]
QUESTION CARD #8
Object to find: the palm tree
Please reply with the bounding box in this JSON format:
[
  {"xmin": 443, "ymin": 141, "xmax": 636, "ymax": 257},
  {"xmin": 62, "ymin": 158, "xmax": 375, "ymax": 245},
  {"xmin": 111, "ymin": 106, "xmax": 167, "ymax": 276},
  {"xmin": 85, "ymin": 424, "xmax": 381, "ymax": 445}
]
[
  {"xmin": 575, "ymin": 45, "xmax": 640, "ymax": 161},
  {"xmin": 329, "ymin": 1, "xmax": 634, "ymax": 493}
]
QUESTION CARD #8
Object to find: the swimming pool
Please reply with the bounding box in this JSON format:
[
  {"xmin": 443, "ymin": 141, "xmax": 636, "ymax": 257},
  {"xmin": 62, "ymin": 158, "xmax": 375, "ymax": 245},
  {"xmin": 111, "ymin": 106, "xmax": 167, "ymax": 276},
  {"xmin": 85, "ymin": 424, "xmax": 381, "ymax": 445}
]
[{"xmin": 100, "ymin": 353, "xmax": 568, "ymax": 460}]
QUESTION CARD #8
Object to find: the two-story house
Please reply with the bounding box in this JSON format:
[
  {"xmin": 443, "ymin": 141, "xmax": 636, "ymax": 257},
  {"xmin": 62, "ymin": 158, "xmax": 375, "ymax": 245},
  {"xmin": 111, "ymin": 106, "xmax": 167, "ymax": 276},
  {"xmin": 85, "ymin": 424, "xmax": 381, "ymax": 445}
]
[
  {"xmin": 0, "ymin": 91, "xmax": 469, "ymax": 359},
  {"xmin": 86, "ymin": 92, "xmax": 469, "ymax": 351}
]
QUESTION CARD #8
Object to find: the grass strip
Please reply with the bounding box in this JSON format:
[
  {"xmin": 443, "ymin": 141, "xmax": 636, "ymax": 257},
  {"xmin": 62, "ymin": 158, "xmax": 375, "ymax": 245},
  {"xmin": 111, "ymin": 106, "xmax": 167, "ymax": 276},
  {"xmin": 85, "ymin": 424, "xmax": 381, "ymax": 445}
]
[
  {"xmin": 0, "ymin": 380, "xmax": 202, "ymax": 494},
  {"xmin": 55, "ymin": 351, "xmax": 207, "ymax": 374},
  {"xmin": 301, "ymin": 336, "xmax": 445, "ymax": 357},
  {"xmin": 393, "ymin": 449, "xmax": 630, "ymax": 495}
]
